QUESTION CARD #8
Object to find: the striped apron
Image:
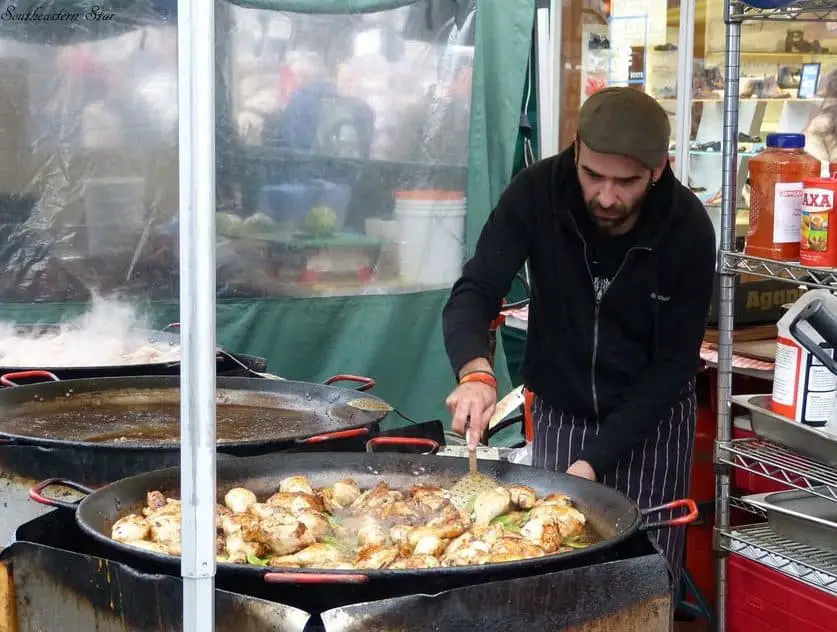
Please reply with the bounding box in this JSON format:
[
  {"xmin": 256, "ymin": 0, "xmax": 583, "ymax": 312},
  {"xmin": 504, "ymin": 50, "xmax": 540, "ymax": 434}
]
[{"xmin": 531, "ymin": 380, "xmax": 697, "ymax": 591}]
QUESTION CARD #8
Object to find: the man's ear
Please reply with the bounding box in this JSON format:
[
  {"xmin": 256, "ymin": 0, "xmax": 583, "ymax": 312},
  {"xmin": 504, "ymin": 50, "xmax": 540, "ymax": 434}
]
[{"xmin": 652, "ymin": 156, "xmax": 667, "ymax": 182}]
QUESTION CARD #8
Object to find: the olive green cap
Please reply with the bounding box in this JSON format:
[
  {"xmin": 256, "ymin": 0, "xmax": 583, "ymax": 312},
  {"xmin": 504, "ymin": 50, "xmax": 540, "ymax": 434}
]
[{"xmin": 577, "ymin": 87, "xmax": 671, "ymax": 170}]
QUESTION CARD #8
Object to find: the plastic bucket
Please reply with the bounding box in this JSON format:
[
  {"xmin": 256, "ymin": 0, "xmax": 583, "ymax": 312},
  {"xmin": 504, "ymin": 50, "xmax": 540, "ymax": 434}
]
[{"xmin": 395, "ymin": 202, "xmax": 466, "ymax": 287}]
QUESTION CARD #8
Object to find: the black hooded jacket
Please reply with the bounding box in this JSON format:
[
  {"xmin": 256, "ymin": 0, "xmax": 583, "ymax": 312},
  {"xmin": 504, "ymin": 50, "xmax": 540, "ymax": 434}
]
[{"xmin": 442, "ymin": 146, "xmax": 716, "ymax": 473}]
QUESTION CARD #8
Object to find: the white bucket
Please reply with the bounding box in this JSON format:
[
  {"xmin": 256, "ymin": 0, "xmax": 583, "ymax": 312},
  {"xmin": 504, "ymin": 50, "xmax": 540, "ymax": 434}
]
[{"xmin": 395, "ymin": 202, "xmax": 466, "ymax": 287}]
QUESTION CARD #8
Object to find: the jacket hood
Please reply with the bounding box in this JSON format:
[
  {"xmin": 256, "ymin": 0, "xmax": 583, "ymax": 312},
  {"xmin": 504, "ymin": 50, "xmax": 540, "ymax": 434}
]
[{"xmin": 550, "ymin": 145, "xmax": 684, "ymax": 249}]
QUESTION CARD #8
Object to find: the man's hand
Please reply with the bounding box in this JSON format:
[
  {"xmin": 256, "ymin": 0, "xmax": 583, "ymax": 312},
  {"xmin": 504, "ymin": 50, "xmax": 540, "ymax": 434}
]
[
  {"xmin": 567, "ymin": 460, "xmax": 596, "ymax": 481},
  {"xmin": 446, "ymin": 382, "xmax": 497, "ymax": 449}
]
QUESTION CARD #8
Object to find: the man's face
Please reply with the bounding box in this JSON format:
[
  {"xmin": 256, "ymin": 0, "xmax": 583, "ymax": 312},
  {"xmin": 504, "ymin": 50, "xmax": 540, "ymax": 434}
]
[{"xmin": 575, "ymin": 141, "xmax": 663, "ymax": 236}]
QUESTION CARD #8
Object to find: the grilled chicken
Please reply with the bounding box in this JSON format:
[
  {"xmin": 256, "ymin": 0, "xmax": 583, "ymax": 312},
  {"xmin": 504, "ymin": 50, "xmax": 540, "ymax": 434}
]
[
  {"xmin": 279, "ymin": 475, "xmax": 314, "ymax": 495},
  {"xmin": 112, "ymin": 514, "xmax": 151, "ymax": 543},
  {"xmin": 355, "ymin": 544, "xmax": 400, "ymax": 569},
  {"xmin": 266, "ymin": 492, "xmax": 325, "ymax": 515},
  {"xmin": 270, "ymin": 542, "xmax": 345, "ymax": 567},
  {"xmin": 487, "ymin": 536, "xmax": 546, "ymax": 563},
  {"xmin": 529, "ymin": 504, "xmax": 586, "ymax": 538},
  {"xmin": 506, "ymin": 485, "xmax": 537, "ymax": 509},
  {"xmin": 390, "ymin": 554, "xmax": 441, "ymax": 569},
  {"xmin": 350, "ymin": 483, "xmax": 403, "ymax": 516},
  {"xmin": 248, "ymin": 502, "xmax": 285, "ymax": 520},
  {"xmin": 472, "ymin": 487, "xmax": 512, "ymax": 527},
  {"xmin": 146, "ymin": 491, "xmax": 167, "ymax": 511},
  {"xmin": 412, "ymin": 533, "xmax": 447, "ymax": 557},
  {"xmin": 148, "ymin": 514, "xmax": 181, "ymax": 555},
  {"xmin": 220, "ymin": 513, "xmax": 261, "ymax": 540},
  {"xmin": 257, "ymin": 516, "xmax": 315, "ymax": 555},
  {"xmin": 225, "ymin": 487, "xmax": 258, "ymax": 514},
  {"xmin": 319, "ymin": 479, "xmax": 362, "ymax": 512},
  {"xmin": 225, "ymin": 532, "xmax": 268, "ymax": 563},
  {"xmin": 356, "ymin": 516, "xmax": 389, "ymax": 548},
  {"xmin": 520, "ymin": 518, "xmax": 562, "ymax": 553}
]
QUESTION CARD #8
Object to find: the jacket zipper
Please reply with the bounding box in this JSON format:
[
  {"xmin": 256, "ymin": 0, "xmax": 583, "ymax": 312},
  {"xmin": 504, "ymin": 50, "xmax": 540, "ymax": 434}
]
[{"xmin": 566, "ymin": 213, "xmax": 651, "ymax": 418}]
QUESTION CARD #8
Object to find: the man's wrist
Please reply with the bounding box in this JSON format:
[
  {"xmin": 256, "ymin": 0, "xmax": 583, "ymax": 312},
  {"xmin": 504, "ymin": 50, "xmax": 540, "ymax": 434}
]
[{"xmin": 457, "ymin": 357, "xmax": 494, "ymax": 381}]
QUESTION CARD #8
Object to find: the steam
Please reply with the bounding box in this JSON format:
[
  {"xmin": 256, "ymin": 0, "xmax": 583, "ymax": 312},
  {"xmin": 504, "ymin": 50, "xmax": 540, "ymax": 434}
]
[{"xmin": 0, "ymin": 295, "xmax": 181, "ymax": 367}]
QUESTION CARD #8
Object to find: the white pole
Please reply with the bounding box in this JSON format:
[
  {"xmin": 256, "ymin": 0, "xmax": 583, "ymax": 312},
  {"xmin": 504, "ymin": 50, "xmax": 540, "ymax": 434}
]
[
  {"xmin": 535, "ymin": 6, "xmax": 555, "ymax": 157},
  {"xmin": 548, "ymin": 0, "xmax": 563, "ymax": 158},
  {"xmin": 177, "ymin": 0, "xmax": 217, "ymax": 628},
  {"xmin": 674, "ymin": 0, "xmax": 696, "ymax": 185}
]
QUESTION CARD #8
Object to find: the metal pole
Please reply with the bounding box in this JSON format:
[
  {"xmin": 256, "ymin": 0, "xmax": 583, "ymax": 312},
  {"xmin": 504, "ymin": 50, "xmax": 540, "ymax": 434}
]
[
  {"xmin": 548, "ymin": 0, "xmax": 563, "ymax": 157},
  {"xmin": 177, "ymin": 0, "xmax": 217, "ymax": 628},
  {"xmin": 715, "ymin": 2, "xmax": 740, "ymax": 629},
  {"xmin": 673, "ymin": 0, "xmax": 696, "ymax": 185},
  {"xmin": 535, "ymin": 6, "xmax": 555, "ymax": 157}
]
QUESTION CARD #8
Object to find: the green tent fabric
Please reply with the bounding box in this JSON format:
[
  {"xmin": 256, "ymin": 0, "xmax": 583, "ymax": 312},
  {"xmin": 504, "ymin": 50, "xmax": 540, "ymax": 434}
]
[{"xmin": 0, "ymin": 0, "xmax": 535, "ymax": 442}]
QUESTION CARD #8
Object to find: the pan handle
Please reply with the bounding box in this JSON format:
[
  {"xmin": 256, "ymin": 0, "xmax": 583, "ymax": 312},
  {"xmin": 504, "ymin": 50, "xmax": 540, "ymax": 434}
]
[
  {"xmin": 297, "ymin": 427, "xmax": 370, "ymax": 444},
  {"xmin": 639, "ymin": 499, "xmax": 699, "ymax": 532},
  {"xmin": 1, "ymin": 370, "xmax": 60, "ymax": 387},
  {"xmin": 163, "ymin": 322, "xmax": 180, "ymax": 330},
  {"xmin": 29, "ymin": 478, "xmax": 95, "ymax": 510},
  {"xmin": 263, "ymin": 572, "xmax": 369, "ymax": 584},
  {"xmin": 323, "ymin": 374, "xmax": 376, "ymax": 392},
  {"xmin": 365, "ymin": 437, "xmax": 440, "ymax": 455}
]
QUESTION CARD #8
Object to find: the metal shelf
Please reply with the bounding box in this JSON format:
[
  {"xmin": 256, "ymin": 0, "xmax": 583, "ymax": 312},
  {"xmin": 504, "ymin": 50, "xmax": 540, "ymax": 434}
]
[
  {"xmin": 729, "ymin": 495, "xmax": 768, "ymax": 517},
  {"xmin": 720, "ymin": 524, "xmax": 837, "ymax": 595},
  {"xmin": 722, "ymin": 251, "xmax": 837, "ymax": 289},
  {"xmin": 718, "ymin": 438, "xmax": 837, "ymax": 502},
  {"xmin": 730, "ymin": 0, "xmax": 837, "ymax": 21}
]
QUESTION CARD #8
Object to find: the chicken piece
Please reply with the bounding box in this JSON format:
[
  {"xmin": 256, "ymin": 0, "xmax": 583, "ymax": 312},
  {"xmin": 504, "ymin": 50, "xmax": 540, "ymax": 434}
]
[
  {"xmin": 127, "ymin": 540, "xmax": 167, "ymax": 554},
  {"xmin": 389, "ymin": 524, "xmax": 413, "ymax": 551},
  {"xmin": 220, "ymin": 513, "xmax": 261, "ymax": 540},
  {"xmin": 376, "ymin": 499, "xmax": 422, "ymax": 524},
  {"xmin": 472, "ymin": 487, "xmax": 512, "ymax": 527},
  {"xmin": 413, "ymin": 533, "xmax": 446, "ymax": 557},
  {"xmin": 149, "ymin": 514, "xmax": 182, "ymax": 554},
  {"xmin": 146, "ymin": 491, "xmax": 167, "ymax": 511},
  {"xmin": 538, "ymin": 493, "xmax": 574, "ymax": 508},
  {"xmin": 112, "ymin": 514, "xmax": 151, "ymax": 543},
  {"xmin": 297, "ymin": 511, "xmax": 331, "ymax": 540},
  {"xmin": 266, "ymin": 492, "xmax": 325, "ymax": 515},
  {"xmin": 506, "ymin": 485, "xmax": 537, "ymax": 509},
  {"xmin": 225, "ymin": 532, "xmax": 268, "ymax": 563},
  {"xmin": 350, "ymin": 483, "xmax": 402, "ymax": 515},
  {"xmin": 144, "ymin": 499, "xmax": 181, "ymax": 519},
  {"xmin": 520, "ymin": 518, "xmax": 562, "ymax": 553},
  {"xmin": 216, "ymin": 504, "xmax": 233, "ymax": 524},
  {"xmin": 424, "ymin": 501, "xmax": 465, "ymax": 528},
  {"xmin": 406, "ymin": 518, "xmax": 469, "ymax": 544},
  {"xmin": 528, "ymin": 504, "xmax": 586, "ymax": 538},
  {"xmin": 441, "ymin": 538, "xmax": 492, "ymax": 566},
  {"xmin": 355, "ymin": 544, "xmax": 400, "ymax": 570},
  {"xmin": 216, "ymin": 535, "xmax": 226, "ymax": 555},
  {"xmin": 469, "ymin": 523, "xmax": 506, "ymax": 546},
  {"xmin": 317, "ymin": 561, "xmax": 356, "ymax": 570},
  {"xmin": 357, "ymin": 516, "xmax": 389, "ymax": 548},
  {"xmin": 270, "ymin": 542, "xmax": 345, "ymax": 567},
  {"xmin": 278, "ymin": 475, "xmax": 313, "ymax": 495},
  {"xmin": 248, "ymin": 502, "xmax": 287, "ymax": 521},
  {"xmin": 487, "ymin": 536, "xmax": 546, "ymax": 563},
  {"xmin": 319, "ymin": 479, "xmax": 362, "ymax": 512},
  {"xmin": 225, "ymin": 487, "xmax": 258, "ymax": 514},
  {"xmin": 257, "ymin": 516, "xmax": 315, "ymax": 555},
  {"xmin": 390, "ymin": 554, "xmax": 442, "ymax": 569},
  {"xmin": 409, "ymin": 486, "xmax": 450, "ymax": 514}
]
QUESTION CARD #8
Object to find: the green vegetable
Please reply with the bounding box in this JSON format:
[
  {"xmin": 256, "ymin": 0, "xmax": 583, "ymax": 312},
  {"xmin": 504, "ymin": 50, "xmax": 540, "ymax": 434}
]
[
  {"xmin": 563, "ymin": 537, "xmax": 589, "ymax": 549},
  {"xmin": 322, "ymin": 535, "xmax": 338, "ymax": 547},
  {"xmin": 246, "ymin": 553, "xmax": 270, "ymax": 566},
  {"xmin": 327, "ymin": 516, "xmax": 342, "ymax": 529},
  {"xmin": 491, "ymin": 514, "xmax": 522, "ymax": 532},
  {"xmin": 303, "ymin": 205, "xmax": 338, "ymax": 237}
]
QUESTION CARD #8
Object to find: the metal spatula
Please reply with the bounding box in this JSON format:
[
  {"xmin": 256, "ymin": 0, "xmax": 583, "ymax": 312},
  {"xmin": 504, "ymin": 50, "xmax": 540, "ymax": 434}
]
[{"xmin": 448, "ymin": 415, "xmax": 502, "ymax": 512}]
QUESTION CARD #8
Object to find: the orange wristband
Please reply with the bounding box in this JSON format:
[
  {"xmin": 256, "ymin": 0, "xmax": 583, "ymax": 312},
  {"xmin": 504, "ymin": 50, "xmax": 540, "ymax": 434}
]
[{"xmin": 459, "ymin": 371, "xmax": 497, "ymax": 389}]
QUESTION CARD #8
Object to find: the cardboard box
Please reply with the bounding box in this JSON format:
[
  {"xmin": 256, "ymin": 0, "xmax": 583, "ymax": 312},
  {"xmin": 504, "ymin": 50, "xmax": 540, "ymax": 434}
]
[{"xmin": 707, "ymin": 272, "xmax": 806, "ymax": 326}]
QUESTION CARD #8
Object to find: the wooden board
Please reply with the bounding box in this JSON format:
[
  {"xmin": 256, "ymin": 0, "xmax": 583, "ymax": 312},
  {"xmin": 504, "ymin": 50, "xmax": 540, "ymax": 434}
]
[
  {"xmin": 703, "ymin": 324, "xmax": 777, "ymax": 344},
  {"xmin": 0, "ymin": 561, "xmax": 17, "ymax": 632},
  {"xmin": 733, "ymin": 340, "xmax": 777, "ymax": 362}
]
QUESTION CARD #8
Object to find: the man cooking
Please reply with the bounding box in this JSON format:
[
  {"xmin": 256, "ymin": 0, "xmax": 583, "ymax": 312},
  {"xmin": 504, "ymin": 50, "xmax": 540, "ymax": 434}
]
[{"xmin": 441, "ymin": 87, "xmax": 716, "ymax": 591}]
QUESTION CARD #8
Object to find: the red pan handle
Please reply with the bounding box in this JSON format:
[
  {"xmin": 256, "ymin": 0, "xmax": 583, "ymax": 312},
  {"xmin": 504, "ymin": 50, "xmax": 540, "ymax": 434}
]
[
  {"xmin": 297, "ymin": 427, "xmax": 370, "ymax": 444},
  {"xmin": 263, "ymin": 572, "xmax": 369, "ymax": 584},
  {"xmin": 1, "ymin": 370, "xmax": 60, "ymax": 387},
  {"xmin": 163, "ymin": 322, "xmax": 180, "ymax": 330},
  {"xmin": 639, "ymin": 499, "xmax": 699, "ymax": 532},
  {"xmin": 29, "ymin": 478, "xmax": 95, "ymax": 510},
  {"xmin": 365, "ymin": 437, "xmax": 440, "ymax": 455},
  {"xmin": 323, "ymin": 374, "xmax": 375, "ymax": 392}
]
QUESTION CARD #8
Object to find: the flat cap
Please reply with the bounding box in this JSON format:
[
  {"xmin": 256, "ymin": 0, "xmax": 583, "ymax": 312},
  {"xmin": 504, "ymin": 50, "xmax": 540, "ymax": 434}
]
[{"xmin": 577, "ymin": 87, "xmax": 671, "ymax": 170}]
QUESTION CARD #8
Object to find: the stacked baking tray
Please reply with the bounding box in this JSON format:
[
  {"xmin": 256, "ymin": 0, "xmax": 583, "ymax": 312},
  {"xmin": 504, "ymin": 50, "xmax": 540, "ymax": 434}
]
[{"xmin": 732, "ymin": 395, "xmax": 837, "ymax": 555}]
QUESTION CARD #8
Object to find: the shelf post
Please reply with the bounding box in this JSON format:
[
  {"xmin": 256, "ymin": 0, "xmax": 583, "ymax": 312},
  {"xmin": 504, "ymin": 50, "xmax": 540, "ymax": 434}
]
[{"xmin": 715, "ymin": 1, "xmax": 742, "ymax": 629}]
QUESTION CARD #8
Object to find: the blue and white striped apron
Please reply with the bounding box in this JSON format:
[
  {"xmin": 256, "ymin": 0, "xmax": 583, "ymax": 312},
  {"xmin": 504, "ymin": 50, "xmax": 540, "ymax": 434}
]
[{"xmin": 531, "ymin": 380, "xmax": 697, "ymax": 590}]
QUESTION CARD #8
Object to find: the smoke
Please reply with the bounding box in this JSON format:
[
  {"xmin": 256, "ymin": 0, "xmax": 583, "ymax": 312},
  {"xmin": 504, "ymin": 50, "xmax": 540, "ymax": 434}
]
[{"xmin": 0, "ymin": 295, "xmax": 180, "ymax": 367}]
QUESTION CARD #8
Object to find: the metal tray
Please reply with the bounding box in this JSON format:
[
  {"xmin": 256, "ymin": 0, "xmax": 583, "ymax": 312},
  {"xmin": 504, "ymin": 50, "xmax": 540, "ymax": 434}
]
[
  {"xmin": 745, "ymin": 489, "xmax": 837, "ymax": 554},
  {"xmin": 732, "ymin": 394, "xmax": 837, "ymax": 468}
]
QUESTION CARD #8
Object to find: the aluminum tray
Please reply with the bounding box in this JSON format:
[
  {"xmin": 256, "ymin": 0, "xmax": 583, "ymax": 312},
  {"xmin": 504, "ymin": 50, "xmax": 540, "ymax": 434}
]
[
  {"xmin": 732, "ymin": 394, "xmax": 837, "ymax": 468},
  {"xmin": 745, "ymin": 489, "xmax": 837, "ymax": 554}
]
